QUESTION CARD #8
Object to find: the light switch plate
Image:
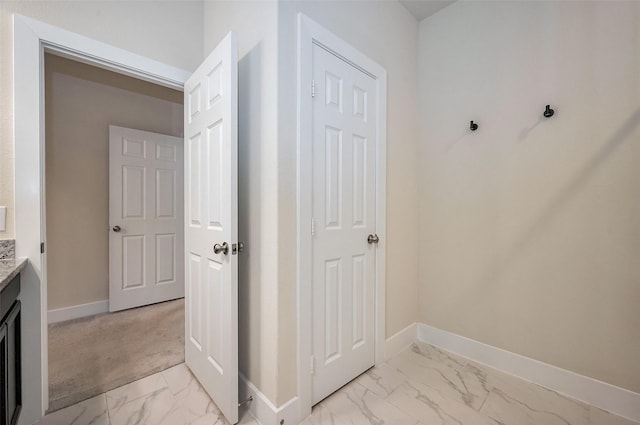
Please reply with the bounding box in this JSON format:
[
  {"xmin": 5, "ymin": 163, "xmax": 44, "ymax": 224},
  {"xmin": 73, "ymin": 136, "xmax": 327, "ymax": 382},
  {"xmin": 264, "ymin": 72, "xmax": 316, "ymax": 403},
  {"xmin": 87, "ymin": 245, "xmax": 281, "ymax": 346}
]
[{"xmin": 0, "ymin": 206, "xmax": 6, "ymax": 232}]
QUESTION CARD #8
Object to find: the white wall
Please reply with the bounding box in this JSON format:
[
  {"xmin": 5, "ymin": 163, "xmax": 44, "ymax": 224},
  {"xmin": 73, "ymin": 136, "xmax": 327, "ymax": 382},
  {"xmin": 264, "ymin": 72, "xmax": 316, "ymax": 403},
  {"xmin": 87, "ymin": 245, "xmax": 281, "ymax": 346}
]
[
  {"xmin": 203, "ymin": 0, "xmax": 282, "ymax": 404},
  {"xmin": 418, "ymin": 1, "xmax": 640, "ymax": 393},
  {"xmin": 0, "ymin": 0, "xmax": 203, "ymax": 240},
  {"xmin": 45, "ymin": 54, "xmax": 183, "ymax": 311}
]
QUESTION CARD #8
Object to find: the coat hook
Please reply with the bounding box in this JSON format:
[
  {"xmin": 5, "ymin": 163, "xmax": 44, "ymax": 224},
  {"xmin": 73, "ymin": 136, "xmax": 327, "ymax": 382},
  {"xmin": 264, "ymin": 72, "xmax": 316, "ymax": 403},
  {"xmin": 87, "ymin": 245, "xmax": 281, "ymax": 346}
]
[
  {"xmin": 543, "ymin": 104, "xmax": 555, "ymax": 118},
  {"xmin": 470, "ymin": 120, "xmax": 479, "ymax": 131}
]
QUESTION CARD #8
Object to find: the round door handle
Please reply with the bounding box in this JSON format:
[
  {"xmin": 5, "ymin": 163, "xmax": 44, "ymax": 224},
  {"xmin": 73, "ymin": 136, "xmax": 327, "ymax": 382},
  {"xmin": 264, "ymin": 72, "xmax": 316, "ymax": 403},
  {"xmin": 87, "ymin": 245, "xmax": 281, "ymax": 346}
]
[
  {"xmin": 113, "ymin": 225, "xmax": 122, "ymax": 232},
  {"xmin": 213, "ymin": 242, "xmax": 229, "ymax": 255},
  {"xmin": 367, "ymin": 234, "xmax": 379, "ymax": 244}
]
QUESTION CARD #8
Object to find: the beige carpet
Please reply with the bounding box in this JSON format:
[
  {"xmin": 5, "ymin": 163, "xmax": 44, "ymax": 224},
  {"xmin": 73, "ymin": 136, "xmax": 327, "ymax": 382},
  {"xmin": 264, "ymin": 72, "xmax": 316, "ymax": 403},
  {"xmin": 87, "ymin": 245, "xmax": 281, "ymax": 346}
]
[{"xmin": 48, "ymin": 298, "xmax": 184, "ymax": 413}]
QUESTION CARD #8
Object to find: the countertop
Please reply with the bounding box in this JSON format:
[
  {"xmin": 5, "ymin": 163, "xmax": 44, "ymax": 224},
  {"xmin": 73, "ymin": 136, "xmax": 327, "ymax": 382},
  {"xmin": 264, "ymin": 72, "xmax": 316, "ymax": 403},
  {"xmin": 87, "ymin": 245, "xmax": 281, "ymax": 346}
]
[{"xmin": 0, "ymin": 258, "xmax": 27, "ymax": 292}]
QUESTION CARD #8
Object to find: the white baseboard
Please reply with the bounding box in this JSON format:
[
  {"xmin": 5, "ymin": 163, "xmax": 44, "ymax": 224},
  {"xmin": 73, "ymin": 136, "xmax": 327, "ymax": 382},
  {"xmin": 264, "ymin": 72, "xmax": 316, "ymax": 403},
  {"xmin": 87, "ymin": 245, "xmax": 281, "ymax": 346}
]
[
  {"xmin": 417, "ymin": 323, "xmax": 640, "ymax": 423},
  {"xmin": 384, "ymin": 322, "xmax": 417, "ymax": 360},
  {"xmin": 48, "ymin": 300, "xmax": 109, "ymax": 323},
  {"xmin": 239, "ymin": 373, "xmax": 300, "ymax": 425}
]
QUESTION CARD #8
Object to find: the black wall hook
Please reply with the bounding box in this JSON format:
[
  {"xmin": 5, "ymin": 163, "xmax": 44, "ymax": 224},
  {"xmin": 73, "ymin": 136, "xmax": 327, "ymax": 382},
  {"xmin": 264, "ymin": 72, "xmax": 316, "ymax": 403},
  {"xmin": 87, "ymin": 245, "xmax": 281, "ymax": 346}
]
[
  {"xmin": 470, "ymin": 120, "xmax": 479, "ymax": 131},
  {"xmin": 543, "ymin": 105, "xmax": 555, "ymax": 118}
]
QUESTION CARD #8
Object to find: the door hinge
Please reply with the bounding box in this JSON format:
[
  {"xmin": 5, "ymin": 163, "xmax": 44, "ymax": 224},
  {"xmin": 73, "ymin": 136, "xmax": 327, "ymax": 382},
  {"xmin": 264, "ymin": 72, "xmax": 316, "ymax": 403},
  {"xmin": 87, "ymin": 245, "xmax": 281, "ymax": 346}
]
[
  {"xmin": 311, "ymin": 79, "xmax": 316, "ymax": 98},
  {"xmin": 311, "ymin": 218, "xmax": 316, "ymax": 236},
  {"xmin": 40, "ymin": 242, "xmax": 45, "ymax": 254},
  {"xmin": 310, "ymin": 355, "xmax": 315, "ymax": 375}
]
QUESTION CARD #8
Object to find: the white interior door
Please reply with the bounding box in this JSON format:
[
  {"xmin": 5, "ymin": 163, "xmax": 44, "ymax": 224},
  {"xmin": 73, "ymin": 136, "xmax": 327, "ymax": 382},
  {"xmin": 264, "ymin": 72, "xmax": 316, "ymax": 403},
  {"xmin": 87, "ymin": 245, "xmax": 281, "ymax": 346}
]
[
  {"xmin": 184, "ymin": 32, "xmax": 239, "ymax": 424},
  {"xmin": 311, "ymin": 44, "xmax": 379, "ymax": 404},
  {"xmin": 109, "ymin": 125, "xmax": 184, "ymax": 312}
]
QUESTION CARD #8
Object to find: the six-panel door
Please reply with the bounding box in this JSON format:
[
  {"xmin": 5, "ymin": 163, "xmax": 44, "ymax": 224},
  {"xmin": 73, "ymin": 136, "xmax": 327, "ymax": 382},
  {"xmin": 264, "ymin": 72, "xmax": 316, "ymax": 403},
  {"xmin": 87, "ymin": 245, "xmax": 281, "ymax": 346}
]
[
  {"xmin": 311, "ymin": 44, "xmax": 378, "ymax": 404},
  {"xmin": 184, "ymin": 32, "xmax": 239, "ymax": 424},
  {"xmin": 109, "ymin": 126, "xmax": 185, "ymax": 312}
]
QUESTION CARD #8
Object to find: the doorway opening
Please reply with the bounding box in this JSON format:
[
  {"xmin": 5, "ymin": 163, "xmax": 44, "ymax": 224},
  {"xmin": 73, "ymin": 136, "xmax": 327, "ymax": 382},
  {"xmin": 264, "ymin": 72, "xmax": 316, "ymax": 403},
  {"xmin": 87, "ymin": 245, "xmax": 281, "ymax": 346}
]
[
  {"xmin": 43, "ymin": 53, "xmax": 186, "ymax": 412},
  {"xmin": 13, "ymin": 15, "xmax": 192, "ymax": 424},
  {"xmin": 15, "ymin": 15, "xmax": 240, "ymax": 424}
]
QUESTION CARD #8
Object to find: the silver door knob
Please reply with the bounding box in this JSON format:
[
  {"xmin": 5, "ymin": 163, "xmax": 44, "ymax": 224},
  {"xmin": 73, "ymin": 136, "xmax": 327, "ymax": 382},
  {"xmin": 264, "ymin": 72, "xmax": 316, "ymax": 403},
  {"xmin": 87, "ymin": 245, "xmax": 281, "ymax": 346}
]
[
  {"xmin": 213, "ymin": 242, "xmax": 229, "ymax": 255},
  {"xmin": 367, "ymin": 234, "xmax": 379, "ymax": 244},
  {"xmin": 112, "ymin": 225, "xmax": 122, "ymax": 232}
]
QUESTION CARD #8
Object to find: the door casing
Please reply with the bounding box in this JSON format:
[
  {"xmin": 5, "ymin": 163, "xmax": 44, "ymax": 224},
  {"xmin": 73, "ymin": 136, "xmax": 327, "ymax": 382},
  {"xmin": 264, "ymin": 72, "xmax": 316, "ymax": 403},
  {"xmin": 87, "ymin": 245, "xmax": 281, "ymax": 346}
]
[
  {"xmin": 13, "ymin": 14, "xmax": 190, "ymax": 422},
  {"xmin": 296, "ymin": 13, "xmax": 388, "ymax": 420}
]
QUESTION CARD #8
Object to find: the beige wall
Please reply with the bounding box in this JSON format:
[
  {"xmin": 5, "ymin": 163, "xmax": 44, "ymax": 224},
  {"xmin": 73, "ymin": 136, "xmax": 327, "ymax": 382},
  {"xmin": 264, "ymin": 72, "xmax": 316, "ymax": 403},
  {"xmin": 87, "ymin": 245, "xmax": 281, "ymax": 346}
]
[
  {"xmin": 203, "ymin": 0, "xmax": 282, "ymax": 403},
  {"xmin": 418, "ymin": 1, "xmax": 640, "ymax": 392},
  {"xmin": 45, "ymin": 54, "xmax": 183, "ymax": 310},
  {"xmin": 0, "ymin": 0, "xmax": 203, "ymax": 240},
  {"xmin": 277, "ymin": 0, "xmax": 420, "ymax": 403}
]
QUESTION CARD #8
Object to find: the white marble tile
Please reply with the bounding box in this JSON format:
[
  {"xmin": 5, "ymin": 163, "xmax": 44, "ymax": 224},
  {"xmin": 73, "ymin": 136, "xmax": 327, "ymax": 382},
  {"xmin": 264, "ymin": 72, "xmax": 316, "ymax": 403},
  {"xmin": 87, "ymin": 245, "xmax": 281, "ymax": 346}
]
[
  {"xmin": 589, "ymin": 407, "xmax": 639, "ymax": 425},
  {"xmin": 163, "ymin": 362, "xmax": 223, "ymax": 420},
  {"xmin": 190, "ymin": 411, "xmax": 230, "ymax": 425},
  {"xmin": 109, "ymin": 387, "xmax": 176, "ymax": 425},
  {"xmin": 106, "ymin": 371, "xmax": 168, "ymax": 411},
  {"xmin": 162, "ymin": 363, "xmax": 196, "ymax": 396},
  {"xmin": 476, "ymin": 363, "xmax": 590, "ymax": 425},
  {"xmin": 355, "ymin": 363, "xmax": 407, "ymax": 398},
  {"xmin": 169, "ymin": 369, "xmax": 219, "ymax": 417},
  {"xmin": 38, "ymin": 345, "xmax": 626, "ymax": 425},
  {"xmin": 481, "ymin": 389, "xmax": 588, "ymax": 425},
  {"xmin": 459, "ymin": 362, "xmax": 492, "ymax": 395},
  {"xmin": 299, "ymin": 404, "xmax": 338, "ymax": 425},
  {"xmin": 387, "ymin": 349, "xmax": 489, "ymax": 410},
  {"xmin": 109, "ymin": 369, "xmax": 219, "ymax": 425},
  {"xmin": 411, "ymin": 342, "xmax": 469, "ymax": 371},
  {"xmin": 36, "ymin": 394, "xmax": 109, "ymax": 425},
  {"xmin": 319, "ymin": 381, "xmax": 418, "ymax": 425},
  {"xmin": 387, "ymin": 381, "xmax": 496, "ymax": 425}
]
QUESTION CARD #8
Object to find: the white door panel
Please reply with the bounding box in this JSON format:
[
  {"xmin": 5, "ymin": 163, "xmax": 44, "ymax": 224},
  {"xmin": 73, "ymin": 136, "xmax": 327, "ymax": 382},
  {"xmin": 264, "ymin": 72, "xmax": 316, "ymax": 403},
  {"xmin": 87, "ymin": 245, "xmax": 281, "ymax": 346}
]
[
  {"xmin": 312, "ymin": 44, "xmax": 378, "ymax": 404},
  {"xmin": 109, "ymin": 126, "xmax": 184, "ymax": 312},
  {"xmin": 184, "ymin": 32, "xmax": 239, "ymax": 424}
]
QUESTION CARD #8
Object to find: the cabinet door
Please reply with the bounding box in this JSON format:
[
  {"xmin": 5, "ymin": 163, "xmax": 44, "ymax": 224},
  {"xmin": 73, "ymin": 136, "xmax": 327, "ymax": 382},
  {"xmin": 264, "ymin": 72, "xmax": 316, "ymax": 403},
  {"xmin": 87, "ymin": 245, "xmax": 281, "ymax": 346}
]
[
  {"xmin": 5, "ymin": 302, "xmax": 20, "ymax": 425},
  {"xmin": 0, "ymin": 322, "xmax": 6, "ymax": 425}
]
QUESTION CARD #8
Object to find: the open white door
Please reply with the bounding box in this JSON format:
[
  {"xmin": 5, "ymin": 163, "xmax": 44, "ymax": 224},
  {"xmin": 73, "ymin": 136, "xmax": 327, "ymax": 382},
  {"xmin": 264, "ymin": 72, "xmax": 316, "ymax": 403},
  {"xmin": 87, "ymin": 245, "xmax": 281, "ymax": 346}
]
[
  {"xmin": 184, "ymin": 32, "xmax": 239, "ymax": 424},
  {"xmin": 109, "ymin": 126, "xmax": 185, "ymax": 312}
]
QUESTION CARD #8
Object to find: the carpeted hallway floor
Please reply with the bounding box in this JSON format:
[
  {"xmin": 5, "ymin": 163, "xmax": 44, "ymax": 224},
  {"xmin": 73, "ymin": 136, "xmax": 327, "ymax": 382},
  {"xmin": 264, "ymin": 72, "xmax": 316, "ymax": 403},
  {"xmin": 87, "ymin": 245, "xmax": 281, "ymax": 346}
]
[{"xmin": 48, "ymin": 298, "xmax": 185, "ymax": 413}]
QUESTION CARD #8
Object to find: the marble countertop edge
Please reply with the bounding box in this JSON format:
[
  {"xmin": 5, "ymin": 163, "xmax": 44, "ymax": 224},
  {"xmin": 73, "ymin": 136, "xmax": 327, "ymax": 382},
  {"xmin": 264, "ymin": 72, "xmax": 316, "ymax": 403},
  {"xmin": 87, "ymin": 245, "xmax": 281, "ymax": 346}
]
[{"xmin": 0, "ymin": 258, "xmax": 28, "ymax": 292}]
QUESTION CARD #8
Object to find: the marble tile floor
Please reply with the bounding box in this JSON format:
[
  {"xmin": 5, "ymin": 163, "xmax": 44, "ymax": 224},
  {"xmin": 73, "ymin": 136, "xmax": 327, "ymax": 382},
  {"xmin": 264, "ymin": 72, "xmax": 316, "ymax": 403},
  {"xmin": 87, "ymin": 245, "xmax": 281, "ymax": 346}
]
[
  {"xmin": 34, "ymin": 341, "xmax": 638, "ymax": 425},
  {"xmin": 33, "ymin": 363, "xmax": 258, "ymax": 425}
]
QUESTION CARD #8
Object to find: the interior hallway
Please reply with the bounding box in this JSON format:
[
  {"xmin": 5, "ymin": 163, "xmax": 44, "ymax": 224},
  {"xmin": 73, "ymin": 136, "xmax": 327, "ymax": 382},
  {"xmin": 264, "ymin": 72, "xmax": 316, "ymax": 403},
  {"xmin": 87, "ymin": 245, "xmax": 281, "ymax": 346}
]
[{"xmin": 34, "ymin": 340, "xmax": 637, "ymax": 425}]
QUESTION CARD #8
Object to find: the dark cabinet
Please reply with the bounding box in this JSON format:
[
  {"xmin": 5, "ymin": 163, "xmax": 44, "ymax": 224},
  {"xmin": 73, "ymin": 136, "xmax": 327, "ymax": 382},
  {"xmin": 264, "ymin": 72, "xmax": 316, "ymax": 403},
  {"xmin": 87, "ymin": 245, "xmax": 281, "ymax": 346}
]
[
  {"xmin": 0, "ymin": 275, "xmax": 21, "ymax": 425},
  {"xmin": 4, "ymin": 301, "xmax": 20, "ymax": 425}
]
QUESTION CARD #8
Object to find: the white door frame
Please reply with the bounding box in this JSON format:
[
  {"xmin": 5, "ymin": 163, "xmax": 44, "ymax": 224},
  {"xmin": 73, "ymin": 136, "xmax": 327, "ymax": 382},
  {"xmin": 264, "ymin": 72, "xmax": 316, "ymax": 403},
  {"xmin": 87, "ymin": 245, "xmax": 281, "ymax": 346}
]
[
  {"xmin": 296, "ymin": 13, "xmax": 387, "ymax": 419},
  {"xmin": 13, "ymin": 14, "xmax": 190, "ymax": 422}
]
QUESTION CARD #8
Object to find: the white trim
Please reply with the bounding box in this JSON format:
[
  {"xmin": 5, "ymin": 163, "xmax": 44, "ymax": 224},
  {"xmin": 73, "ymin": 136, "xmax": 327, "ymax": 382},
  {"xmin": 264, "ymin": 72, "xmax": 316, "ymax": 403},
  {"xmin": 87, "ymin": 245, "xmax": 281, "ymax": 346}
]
[
  {"xmin": 417, "ymin": 323, "xmax": 640, "ymax": 423},
  {"xmin": 296, "ymin": 13, "xmax": 388, "ymax": 421},
  {"xmin": 239, "ymin": 374, "xmax": 301, "ymax": 425},
  {"xmin": 384, "ymin": 322, "xmax": 418, "ymax": 360},
  {"xmin": 13, "ymin": 14, "xmax": 190, "ymax": 423},
  {"xmin": 47, "ymin": 300, "xmax": 109, "ymax": 324},
  {"xmin": 17, "ymin": 15, "xmax": 189, "ymax": 89}
]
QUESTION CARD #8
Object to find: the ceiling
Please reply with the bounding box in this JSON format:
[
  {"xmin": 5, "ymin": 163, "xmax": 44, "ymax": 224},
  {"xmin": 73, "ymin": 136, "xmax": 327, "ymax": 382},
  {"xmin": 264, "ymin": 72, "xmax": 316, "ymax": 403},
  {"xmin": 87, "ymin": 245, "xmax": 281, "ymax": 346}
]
[{"xmin": 399, "ymin": 0, "xmax": 456, "ymax": 21}]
